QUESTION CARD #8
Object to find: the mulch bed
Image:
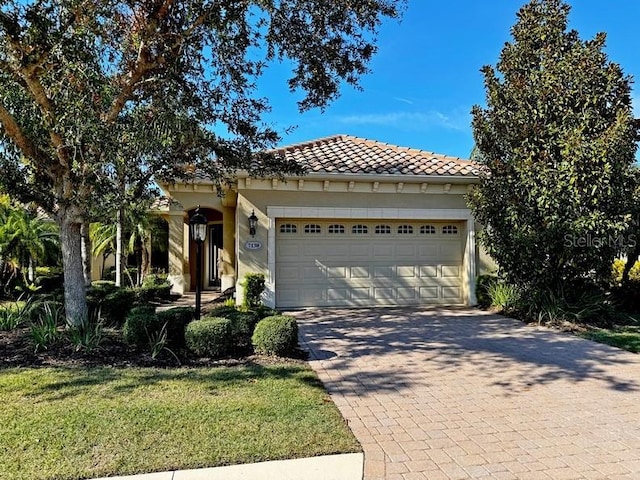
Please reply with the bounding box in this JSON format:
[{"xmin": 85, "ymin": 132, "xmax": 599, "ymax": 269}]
[{"xmin": 1, "ymin": 327, "xmax": 306, "ymax": 370}]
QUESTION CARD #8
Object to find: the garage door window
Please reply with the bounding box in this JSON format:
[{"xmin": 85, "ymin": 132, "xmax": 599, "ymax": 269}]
[
  {"xmin": 375, "ymin": 224, "xmax": 391, "ymax": 234},
  {"xmin": 352, "ymin": 224, "xmax": 368, "ymax": 234},
  {"xmin": 328, "ymin": 224, "xmax": 345, "ymax": 234},
  {"xmin": 420, "ymin": 225, "xmax": 436, "ymax": 235},
  {"xmin": 397, "ymin": 225, "xmax": 414, "ymax": 235},
  {"xmin": 442, "ymin": 225, "xmax": 459, "ymax": 235},
  {"xmin": 280, "ymin": 224, "xmax": 297, "ymax": 234},
  {"xmin": 304, "ymin": 224, "xmax": 322, "ymax": 234}
]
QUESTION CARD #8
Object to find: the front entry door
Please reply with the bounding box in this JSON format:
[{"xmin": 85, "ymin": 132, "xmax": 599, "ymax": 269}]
[{"xmin": 209, "ymin": 224, "xmax": 223, "ymax": 287}]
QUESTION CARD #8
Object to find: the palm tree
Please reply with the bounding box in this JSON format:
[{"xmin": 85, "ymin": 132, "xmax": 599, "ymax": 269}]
[{"xmin": 0, "ymin": 195, "xmax": 60, "ymax": 289}]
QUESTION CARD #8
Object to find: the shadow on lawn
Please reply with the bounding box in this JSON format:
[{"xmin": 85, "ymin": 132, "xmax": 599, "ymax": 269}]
[
  {"xmin": 293, "ymin": 307, "xmax": 640, "ymax": 396},
  {"xmin": 22, "ymin": 362, "xmax": 325, "ymax": 402}
]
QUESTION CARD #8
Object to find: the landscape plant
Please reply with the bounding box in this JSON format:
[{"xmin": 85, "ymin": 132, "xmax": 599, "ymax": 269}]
[
  {"xmin": 469, "ymin": 0, "xmax": 638, "ymax": 310},
  {"xmin": 252, "ymin": 315, "xmax": 299, "ymax": 356}
]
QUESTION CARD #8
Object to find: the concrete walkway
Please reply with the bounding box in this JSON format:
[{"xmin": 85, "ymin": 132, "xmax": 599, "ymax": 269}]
[
  {"xmin": 93, "ymin": 453, "xmax": 363, "ymax": 480},
  {"xmin": 294, "ymin": 308, "xmax": 640, "ymax": 480}
]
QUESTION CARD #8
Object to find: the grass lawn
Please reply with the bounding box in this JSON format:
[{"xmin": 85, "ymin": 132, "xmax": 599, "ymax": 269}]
[
  {"xmin": 579, "ymin": 325, "xmax": 640, "ymax": 353},
  {"xmin": 0, "ymin": 364, "xmax": 360, "ymax": 480}
]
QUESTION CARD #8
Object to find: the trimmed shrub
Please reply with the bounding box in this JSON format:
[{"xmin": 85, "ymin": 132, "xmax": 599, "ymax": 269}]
[
  {"xmin": 88, "ymin": 288, "xmax": 136, "ymax": 326},
  {"xmin": 135, "ymin": 283, "xmax": 172, "ymax": 303},
  {"xmin": 228, "ymin": 311, "xmax": 259, "ymax": 352},
  {"xmin": 128, "ymin": 305, "xmax": 157, "ymax": 317},
  {"xmin": 156, "ymin": 307, "xmax": 194, "ymax": 348},
  {"xmin": 185, "ymin": 317, "xmax": 231, "ymax": 358},
  {"xmin": 252, "ymin": 315, "xmax": 298, "ymax": 356},
  {"xmin": 242, "ymin": 273, "xmax": 265, "ymax": 309},
  {"xmin": 207, "ymin": 305, "xmax": 239, "ymax": 319},
  {"xmin": 252, "ymin": 305, "xmax": 280, "ymax": 320},
  {"xmin": 123, "ymin": 311, "xmax": 161, "ymax": 347}
]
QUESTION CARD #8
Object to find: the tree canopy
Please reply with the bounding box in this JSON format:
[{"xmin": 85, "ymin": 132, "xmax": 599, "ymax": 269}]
[
  {"xmin": 469, "ymin": 0, "xmax": 638, "ymax": 294},
  {"xmin": 0, "ymin": 0, "xmax": 405, "ymax": 324}
]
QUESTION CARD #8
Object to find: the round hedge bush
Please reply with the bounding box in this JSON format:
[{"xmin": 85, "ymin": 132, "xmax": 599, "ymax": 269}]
[
  {"xmin": 251, "ymin": 315, "xmax": 298, "ymax": 356},
  {"xmin": 185, "ymin": 317, "xmax": 231, "ymax": 358}
]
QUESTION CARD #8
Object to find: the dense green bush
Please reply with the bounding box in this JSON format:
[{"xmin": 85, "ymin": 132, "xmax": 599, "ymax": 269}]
[
  {"xmin": 156, "ymin": 307, "xmax": 193, "ymax": 348},
  {"xmin": 136, "ymin": 273, "xmax": 172, "ymax": 301},
  {"xmin": 207, "ymin": 305, "xmax": 239, "ymax": 319},
  {"xmin": 476, "ymin": 275, "xmax": 498, "ymax": 308},
  {"xmin": 252, "ymin": 315, "xmax": 298, "ymax": 356},
  {"xmin": 123, "ymin": 311, "xmax": 161, "ymax": 347},
  {"xmin": 185, "ymin": 317, "xmax": 231, "ymax": 358},
  {"xmin": 242, "ymin": 273, "xmax": 265, "ymax": 309},
  {"xmin": 611, "ymin": 281, "xmax": 640, "ymax": 314},
  {"xmin": 88, "ymin": 287, "xmax": 136, "ymax": 326}
]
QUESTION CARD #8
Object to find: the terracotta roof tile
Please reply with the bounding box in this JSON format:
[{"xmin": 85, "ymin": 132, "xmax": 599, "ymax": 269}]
[{"xmin": 274, "ymin": 135, "xmax": 479, "ymax": 177}]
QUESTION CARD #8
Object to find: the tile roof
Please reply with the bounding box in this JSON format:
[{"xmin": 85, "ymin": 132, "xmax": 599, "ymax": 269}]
[{"xmin": 274, "ymin": 135, "xmax": 479, "ymax": 177}]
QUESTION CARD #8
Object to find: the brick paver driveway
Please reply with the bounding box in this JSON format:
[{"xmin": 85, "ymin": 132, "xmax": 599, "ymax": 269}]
[{"xmin": 293, "ymin": 308, "xmax": 640, "ymax": 480}]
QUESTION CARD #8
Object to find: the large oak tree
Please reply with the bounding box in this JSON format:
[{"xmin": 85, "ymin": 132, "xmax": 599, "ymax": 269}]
[{"xmin": 0, "ymin": 0, "xmax": 404, "ymax": 325}]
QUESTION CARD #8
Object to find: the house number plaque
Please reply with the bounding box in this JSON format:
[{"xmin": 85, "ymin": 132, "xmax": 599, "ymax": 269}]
[{"xmin": 244, "ymin": 240, "xmax": 263, "ymax": 250}]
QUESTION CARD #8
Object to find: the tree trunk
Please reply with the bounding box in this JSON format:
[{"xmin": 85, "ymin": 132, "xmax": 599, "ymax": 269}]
[
  {"xmin": 115, "ymin": 207, "xmax": 124, "ymax": 287},
  {"xmin": 27, "ymin": 257, "xmax": 34, "ymax": 283},
  {"xmin": 59, "ymin": 215, "xmax": 88, "ymax": 327},
  {"xmin": 622, "ymin": 239, "xmax": 640, "ymax": 285},
  {"xmin": 80, "ymin": 222, "xmax": 92, "ymax": 286}
]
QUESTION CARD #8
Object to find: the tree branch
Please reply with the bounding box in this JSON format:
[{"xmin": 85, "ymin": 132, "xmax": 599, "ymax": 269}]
[{"xmin": 0, "ymin": 102, "xmax": 44, "ymax": 163}]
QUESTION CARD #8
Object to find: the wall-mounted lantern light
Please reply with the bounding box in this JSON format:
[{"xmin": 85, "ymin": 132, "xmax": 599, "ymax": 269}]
[
  {"xmin": 189, "ymin": 205, "xmax": 207, "ymax": 320},
  {"xmin": 248, "ymin": 210, "xmax": 258, "ymax": 237}
]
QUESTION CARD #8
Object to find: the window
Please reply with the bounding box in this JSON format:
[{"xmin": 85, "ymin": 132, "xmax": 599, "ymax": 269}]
[
  {"xmin": 328, "ymin": 224, "xmax": 345, "ymax": 234},
  {"xmin": 442, "ymin": 225, "xmax": 459, "ymax": 235},
  {"xmin": 420, "ymin": 225, "xmax": 436, "ymax": 235},
  {"xmin": 351, "ymin": 224, "xmax": 369, "ymax": 234},
  {"xmin": 397, "ymin": 225, "xmax": 414, "ymax": 235},
  {"xmin": 279, "ymin": 224, "xmax": 297, "ymax": 234},
  {"xmin": 304, "ymin": 224, "xmax": 322, "ymax": 234},
  {"xmin": 375, "ymin": 224, "xmax": 391, "ymax": 234}
]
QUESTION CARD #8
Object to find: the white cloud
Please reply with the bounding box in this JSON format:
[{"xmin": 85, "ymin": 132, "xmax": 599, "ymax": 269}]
[
  {"xmin": 337, "ymin": 110, "xmax": 470, "ymax": 131},
  {"xmin": 392, "ymin": 97, "xmax": 415, "ymax": 105}
]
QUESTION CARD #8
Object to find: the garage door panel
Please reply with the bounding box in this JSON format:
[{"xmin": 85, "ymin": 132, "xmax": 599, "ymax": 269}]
[
  {"xmin": 374, "ymin": 266, "xmax": 395, "ymax": 278},
  {"xmin": 350, "ymin": 266, "xmax": 370, "ymax": 279},
  {"xmin": 351, "ymin": 287, "xmax": 371, "ymax": 300},
  {"xmin": 276, "ymin": 219, "xmax": 464, "ymax": 307},
  {"xmin": 397, "ymin": 266, "xmax": 417, "ymax": 278},
  {"xmin": 327, "ymin": 266, "xmax": 347, "ymax": 278},
  {"xmin": 374, "ymin": 287, "xmax": 395, "ymax": 300},
  {"xmin": 442, "ymin": 265, "xmax": 461, "ymax": 277}
]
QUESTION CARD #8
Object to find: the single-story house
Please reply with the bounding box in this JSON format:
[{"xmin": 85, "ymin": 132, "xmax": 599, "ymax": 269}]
[{"xmin": 154, "ymin": 134, "xmax": 493, "ymax": 309}]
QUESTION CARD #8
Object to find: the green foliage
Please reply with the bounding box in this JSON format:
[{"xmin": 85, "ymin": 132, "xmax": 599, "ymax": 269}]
[
  {"xmin": 523, "ymin": 285, "xmax": 616, "ymax": 327},
  {"xmin": 208, "ymin": 305, "xmax": 240, "ymax": 318},
  {"xmin": 0, "ymin": 301, "xmax": 28, "ymax": 330},
  {"xmin": 580, "ymin": 326, "xmax": 640, "ymax": 353},
  {"xmin": 30, "ymin": 302, "xmax": 63, "ymax": 353},
  {"xmin": 486, "ymin": 281, "xmax": 521, "ymax": 314},
  {"xmin": 252, "ymin": 315, "xmax": 299, "ymax": 357},
  {"xmin": 476, "ymin": 275, "xmax": 498, "ymax": 308},
  {"xmin": 242, "ymin": 273, "xmax": 265, "ymax": 310},
  {"xmin": 156, "ymin": 307, "xmax": 194, "ymax": 348},
  {"xmin": 185, "ymin": 317, "xmax": 232, "ymax": 358},
  {"xmin": 123, "ymin": 311, "xmax": 160, "ymax": 348},
  {"xmin": 612, "ymin": 259, "xmax": 640, "ymax": 284},
  {"xmin": 611, "ymin": 281, "xmax": 640, "ymax": 314},
  {"xmin": 66, "ymin": 319, "xmax": 104, "ymax": 353},
  {"xmin": 134, "ymin": 281, "xmax": 172, "ymax": 303},
  {"xmin": 469, "ymin": 0, "xmax": 638, "ymax": 295},
  {"xmin": 87, "ymin": 287, "xmax": 136, "ymax": 326}
]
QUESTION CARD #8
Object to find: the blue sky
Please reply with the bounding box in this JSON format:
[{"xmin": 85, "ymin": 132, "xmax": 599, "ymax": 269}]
[{"xmin": 258, "ymin": 1, "xmax": 640, "ymax": 159}]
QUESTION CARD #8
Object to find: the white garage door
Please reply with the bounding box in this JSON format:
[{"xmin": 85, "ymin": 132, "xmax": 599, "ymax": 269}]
[{"xmin": 275, "ymin": 220, "xmax": 464, "ymax": 308}]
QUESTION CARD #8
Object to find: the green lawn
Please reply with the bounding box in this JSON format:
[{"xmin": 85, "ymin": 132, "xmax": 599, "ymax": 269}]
[
  {"xmin": 0, "ymin": 364, "xmax": 360, "ymax": 480},
  {"xmin": 580, "ymin": 325, "xmax": 640, "ymax": 353}
]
